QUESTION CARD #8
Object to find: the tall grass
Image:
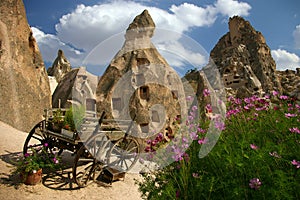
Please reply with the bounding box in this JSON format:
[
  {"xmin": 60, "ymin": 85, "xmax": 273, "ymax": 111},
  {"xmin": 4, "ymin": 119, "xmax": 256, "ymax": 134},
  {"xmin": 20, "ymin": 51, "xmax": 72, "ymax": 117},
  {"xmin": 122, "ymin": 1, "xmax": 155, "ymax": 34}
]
[{"xmin": 137, "ymin": 92, "xmax": 300, "ymax": 199}]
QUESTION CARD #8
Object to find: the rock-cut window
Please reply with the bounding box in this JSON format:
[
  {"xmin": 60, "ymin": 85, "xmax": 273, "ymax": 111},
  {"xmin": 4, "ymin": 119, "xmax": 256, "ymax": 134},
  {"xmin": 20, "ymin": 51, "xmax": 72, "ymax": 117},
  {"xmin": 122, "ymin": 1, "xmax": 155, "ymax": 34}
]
[
  {"xmin": 140, "ymin": 86, "xmax": 149, "ymax": 100},
  {"xmin": 112, "ymin": 98, "xmax": 122, "ymax": 111}
]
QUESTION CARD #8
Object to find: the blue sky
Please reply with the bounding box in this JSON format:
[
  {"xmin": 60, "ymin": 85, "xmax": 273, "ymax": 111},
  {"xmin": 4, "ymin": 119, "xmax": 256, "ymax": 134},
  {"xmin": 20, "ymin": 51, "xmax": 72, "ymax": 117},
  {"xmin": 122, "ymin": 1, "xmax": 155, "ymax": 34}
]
[{"xmin": 23, "ymin": 0, "xmax": 300, "ymax": 76}]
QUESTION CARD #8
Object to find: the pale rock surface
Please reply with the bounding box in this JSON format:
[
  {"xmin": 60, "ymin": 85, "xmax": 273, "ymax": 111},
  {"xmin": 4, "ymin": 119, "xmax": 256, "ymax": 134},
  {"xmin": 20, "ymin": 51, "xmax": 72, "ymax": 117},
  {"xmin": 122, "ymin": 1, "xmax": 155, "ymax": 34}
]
[
  {"xmin": 52, "ymin": 67, "xmax": 98, "ymax": 109},
  {"xmin": 0, "ymin": 0, "xmax": 51, "ymax": 132}
]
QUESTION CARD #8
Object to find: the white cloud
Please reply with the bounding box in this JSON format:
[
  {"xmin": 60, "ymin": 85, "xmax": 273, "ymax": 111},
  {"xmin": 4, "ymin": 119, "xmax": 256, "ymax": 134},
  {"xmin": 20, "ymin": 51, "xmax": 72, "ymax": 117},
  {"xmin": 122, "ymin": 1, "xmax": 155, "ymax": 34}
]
[
  {"xmin": 271, "ymin": 49, "xmax": 300, "ymax": 71},
  {"xmin": 293, "ymin": 25, "xmax": 300, "ymax": 49},
  {"xmin": 214, "ymin": 0, "xmax": 251, "ymax": 17},
  {"xmin": 31, "ymin": 27, "xmax": 83, "ymax": 66},
  {"xmin": 33, "ymin": 0, "xmax": 251, "ymax": 73}
]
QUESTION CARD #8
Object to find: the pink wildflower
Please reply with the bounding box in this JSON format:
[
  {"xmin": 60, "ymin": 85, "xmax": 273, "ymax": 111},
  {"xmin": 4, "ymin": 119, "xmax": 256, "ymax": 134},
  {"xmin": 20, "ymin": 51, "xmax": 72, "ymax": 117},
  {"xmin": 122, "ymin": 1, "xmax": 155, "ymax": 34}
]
[
  {"xmin": 289, "ymin": 127, "xmax": 300, "ymax": 134},
  {"xmin": 272, "ymin": 90, "xmax": 279, "ymax": 96},
  {"xmin": 250, "ymin": 144, "xmax": 259, "ymax": 150},
  {"xmin": 215, "ymin": 120, "xmax": 225, "ymax": 131},
  {"xmin": 285, "ymin": 113, "xmax": 297, "ymax": 118},
  {"xmin": 279, "ymin": 95, "xmax": 289, "ymax": 100},
  {"xmin": 198, "ymin": 137, "xmax": 208, "ymax": 145},
  {"xmin": 249, "ymin": 178, "xmax": 262, "ymax": 190},
  {"xmin": 203, "ymin": 88, "xmax": 210, "ymax": 97},
  {"xmin": 190, "ymin": 132, "xmax": 198, "ymax": 140},
  {"xmin": 291, "ymin": 160, "xmax": 300, "ymax": 169}
]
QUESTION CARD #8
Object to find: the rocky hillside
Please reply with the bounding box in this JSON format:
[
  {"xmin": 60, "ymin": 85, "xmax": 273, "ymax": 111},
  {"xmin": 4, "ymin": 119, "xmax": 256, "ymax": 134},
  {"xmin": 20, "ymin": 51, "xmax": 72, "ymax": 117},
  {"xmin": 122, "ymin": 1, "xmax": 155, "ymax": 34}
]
[
  {"xmin": 0, "ymin": 0, "xmax": 51, "ymax": 132},
  {"xmin": 277, "ymin": 69, "xmax": 300, "ymax": 100},
  {"xmin": 209, "ymin": 16, "xmax": 282, "ymax": 98}
]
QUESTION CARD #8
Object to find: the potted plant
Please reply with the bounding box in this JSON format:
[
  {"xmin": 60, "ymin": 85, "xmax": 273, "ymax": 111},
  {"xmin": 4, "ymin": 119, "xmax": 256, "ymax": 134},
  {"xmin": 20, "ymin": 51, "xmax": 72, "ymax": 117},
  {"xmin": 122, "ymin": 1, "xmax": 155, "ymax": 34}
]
[
  {"xmin": 48, "ymin": 109, "xmax": 64, "ymax": 132},
  {"xmin": 63, "ymin": 105, "xmax": 85, "ymax": 132},
  {"xmin": 12, "ymin": 143, "xmax": 62, "ymax": 185}
]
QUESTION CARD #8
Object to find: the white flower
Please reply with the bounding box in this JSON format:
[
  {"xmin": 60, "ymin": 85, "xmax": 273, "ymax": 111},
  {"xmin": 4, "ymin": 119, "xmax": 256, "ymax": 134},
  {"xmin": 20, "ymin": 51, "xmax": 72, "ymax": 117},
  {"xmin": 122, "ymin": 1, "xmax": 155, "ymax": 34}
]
[{"xmin": 32, "ymin": 170, "xmax": 37, "ymax": 174}]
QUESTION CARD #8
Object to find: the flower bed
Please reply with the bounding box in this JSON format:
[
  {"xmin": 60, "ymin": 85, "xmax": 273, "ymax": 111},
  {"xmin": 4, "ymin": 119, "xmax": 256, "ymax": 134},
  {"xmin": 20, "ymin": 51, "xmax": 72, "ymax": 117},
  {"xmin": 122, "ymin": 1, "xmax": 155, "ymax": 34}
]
[{"xmin": 137, "ymin": 91, "xmax": 300, "ymax": 199}]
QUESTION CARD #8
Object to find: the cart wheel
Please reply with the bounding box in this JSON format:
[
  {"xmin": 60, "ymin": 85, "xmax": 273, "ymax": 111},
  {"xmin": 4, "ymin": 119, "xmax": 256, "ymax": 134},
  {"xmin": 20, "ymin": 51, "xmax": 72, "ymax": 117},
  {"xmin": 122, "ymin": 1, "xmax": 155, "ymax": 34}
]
[
  {"xmin": 23, "ymin": 120, "xmax": 63, "ymax": 156},
  {"xmin": 106, "ymin": 137, "xmax": 139, "ymax": 172},
  {"xmin": 73, "ymin": 133, "xmax": 108, "ymax": 187}
]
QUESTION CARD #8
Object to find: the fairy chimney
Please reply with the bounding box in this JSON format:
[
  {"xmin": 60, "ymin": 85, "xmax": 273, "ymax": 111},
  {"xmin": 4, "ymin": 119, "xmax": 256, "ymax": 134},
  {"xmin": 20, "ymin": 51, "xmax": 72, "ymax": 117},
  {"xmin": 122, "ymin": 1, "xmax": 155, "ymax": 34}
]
[
  {"xmin": 0, "ymin": 0, "xmax": 51, "ymax": 132},
  {"xmin": 52, "ymin": 67, "xmax": 98, "ymax": 109},
  {"xmin": 210, "ymin": 16, "xmax": 282, "ymax": 97},
  {"xmin": 47, "ymin": 49, "xmax": 71, "ymax": 82},
  {"xmin": 96, "ymin": 10, "xmax": 186, "ymax": 140}
]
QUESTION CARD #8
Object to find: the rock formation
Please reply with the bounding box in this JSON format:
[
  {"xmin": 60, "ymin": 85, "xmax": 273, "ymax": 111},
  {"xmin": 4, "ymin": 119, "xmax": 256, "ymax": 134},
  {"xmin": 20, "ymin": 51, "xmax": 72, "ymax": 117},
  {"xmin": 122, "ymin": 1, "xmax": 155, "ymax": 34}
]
[
  {"xmin": 277, "ymin": 68, "xmax": 300, "ymax": 100},
  {"xmin": 96, "ymin": 10, "xmax": 186, "ymax": 140},
  {"xmin": 52, "ymin": 67, "xmax": 98, "ymax": 109},
  {"xmin": 47, "ymin": 49, "xmax": 71, "ymax": 82},
  {"xmin": 209, "ymin": 16, "xmax": 282, "ymax": 97},
  {"xmin": 0, "ymin": 0, "xmax": 51, "ymax": 132}
]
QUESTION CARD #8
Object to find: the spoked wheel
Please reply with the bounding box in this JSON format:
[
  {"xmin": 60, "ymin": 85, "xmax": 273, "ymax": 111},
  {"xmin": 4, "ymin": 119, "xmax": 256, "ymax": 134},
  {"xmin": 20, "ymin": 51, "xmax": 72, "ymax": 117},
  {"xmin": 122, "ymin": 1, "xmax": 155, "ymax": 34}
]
[
  {"xmin": 23, "ymin": 120, "xmax": 63, "ymax": 155},
  {"xmin": 73, "ymin": 133, "xmax": 109, "ymax": 187},
  {"xmin": 106, "ymin": 137, "xmax": 140, "ymax": 172}
]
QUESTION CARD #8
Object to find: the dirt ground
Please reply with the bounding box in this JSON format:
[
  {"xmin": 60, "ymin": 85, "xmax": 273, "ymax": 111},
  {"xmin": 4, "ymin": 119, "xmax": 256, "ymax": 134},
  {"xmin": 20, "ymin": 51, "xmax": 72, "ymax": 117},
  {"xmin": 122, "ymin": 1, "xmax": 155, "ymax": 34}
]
[{"xmin": 0, "ymin": 121, "xmax": 143, "ymax": 200}]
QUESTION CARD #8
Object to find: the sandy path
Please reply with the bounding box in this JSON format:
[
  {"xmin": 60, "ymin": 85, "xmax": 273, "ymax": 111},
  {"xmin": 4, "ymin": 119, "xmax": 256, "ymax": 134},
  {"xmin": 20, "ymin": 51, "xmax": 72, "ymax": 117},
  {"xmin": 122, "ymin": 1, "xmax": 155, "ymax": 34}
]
[{"xmin": 0, "ymin": 121, "xmax": 143, "ymax": 200}]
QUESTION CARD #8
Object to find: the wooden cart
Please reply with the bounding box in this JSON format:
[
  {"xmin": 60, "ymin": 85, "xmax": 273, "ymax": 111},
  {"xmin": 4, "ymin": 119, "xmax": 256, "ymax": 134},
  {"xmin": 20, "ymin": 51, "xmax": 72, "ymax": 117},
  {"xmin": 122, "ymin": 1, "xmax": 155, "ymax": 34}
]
[{"xmin": 23, "ymin": 108, "xmax": 140, "ymax": 187}]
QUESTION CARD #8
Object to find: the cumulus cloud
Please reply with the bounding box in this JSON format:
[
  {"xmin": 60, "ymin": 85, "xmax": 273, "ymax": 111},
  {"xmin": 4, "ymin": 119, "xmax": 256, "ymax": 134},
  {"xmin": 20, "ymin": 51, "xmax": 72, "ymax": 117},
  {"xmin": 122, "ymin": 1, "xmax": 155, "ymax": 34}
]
[
  {"xmin": 271, "ymin": 49, "xmax": 300, "ymax": 71},
  {"xmin": 293, "ymin": 25, "xmax": 300, "ymax": 49},
  {"xmin": 214, "ymin": 0, "xmax": 251, "ymax": 17},
  {"xmin": 31, "ymin": 27, "xmax": 83, "ymax": 66},
  {"xmin": 33, "ymin": 0, "xmax": 251, "ymax": 73}
]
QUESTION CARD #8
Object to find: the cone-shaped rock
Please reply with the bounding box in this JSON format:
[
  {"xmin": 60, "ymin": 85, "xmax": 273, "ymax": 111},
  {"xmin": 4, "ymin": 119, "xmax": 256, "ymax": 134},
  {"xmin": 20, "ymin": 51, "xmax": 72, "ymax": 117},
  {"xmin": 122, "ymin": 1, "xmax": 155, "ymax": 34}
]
[
  {"xmin": 210, "ymin": 16, "xmax": 282, "ymax": 97},
  {"xmin": 0, "ymin": 0, "xmax": 51, "ymax": 131},
  {"xmin": 48, "ymin": 49, "xmax": 71, "ymax": 83},
  {"xmin": 96, "ymin": 10, "xmax": 185, "ymax": 140}
]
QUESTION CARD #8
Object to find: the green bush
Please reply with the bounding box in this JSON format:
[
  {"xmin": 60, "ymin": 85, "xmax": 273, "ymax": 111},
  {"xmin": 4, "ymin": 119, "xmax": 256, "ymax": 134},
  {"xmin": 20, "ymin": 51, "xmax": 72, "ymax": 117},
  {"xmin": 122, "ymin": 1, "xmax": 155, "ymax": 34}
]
[{"xmin": 63, "ymin": 105, "xmax": 86, "ymax": 131}]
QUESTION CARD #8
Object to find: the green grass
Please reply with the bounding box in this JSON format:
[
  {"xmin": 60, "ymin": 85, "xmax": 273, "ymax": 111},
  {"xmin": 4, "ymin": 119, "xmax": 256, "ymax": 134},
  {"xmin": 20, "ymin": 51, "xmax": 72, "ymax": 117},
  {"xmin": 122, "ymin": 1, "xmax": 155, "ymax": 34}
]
[{"xmin": 137, "ymin": 93, "xmax": 300, "ymax": 199}]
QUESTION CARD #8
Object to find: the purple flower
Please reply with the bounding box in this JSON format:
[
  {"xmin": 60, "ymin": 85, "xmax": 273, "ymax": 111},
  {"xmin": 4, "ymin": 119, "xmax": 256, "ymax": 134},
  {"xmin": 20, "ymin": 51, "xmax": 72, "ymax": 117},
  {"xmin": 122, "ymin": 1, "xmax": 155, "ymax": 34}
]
[
  {"xmin": 24, "ymin": 153, "xmax": 30, "ymax": 157},
  {"xmin": 197, "ymin": 127, "xmax": 206, "ymax": 134},
  {"xmin": 203, "ymin": 89, "xmax": 210, "ymax": 97},
  {"xmin": 190, "ymin": 132, "xmax": 198, "ymax": 140},
  {"xmin": 250, "ymin": 144, "xmax": 259, "ymax": 150},
  {"xmin": 198, "ymin": 137, "xmax": 208, "ymax": 145},
  {"xmin": 192, "ymin": 105, "xmax": 198, "ymax": 111},
  {"xmin": 249, "ymin": 178, "xmax": 262, "ymax": 190},
  {"xmin": 53, "ymin": 157, "xmax": 59, "ymax": 164},
  {"xmin": 171, "ymin": 145, "xmax": 184, "ymax": 162},
  {"xmin": 279, "ymin": 95, "xmax": 289, "ymax": 100},
  {"xmin": 234, "ymin": 98, "xmax": 242, "ymax": 105},
  {"xmin": 272, "ymin": 90, "xmax": 279, "ymax": 96},
  {"xmin": 289, "ymin": 127, "xmax": 300, "ymax": 134},
  {"xmin": 205, "ymin": 104, "xmax": 212, "ymax": 113},
  {"xmin": 285, "ymin": 113, "xmax": 297, "ymax": 118},
  {"xmin": 44, "ymin": 143, "xmax": 48, "ymax": 147},
  {"xmin": 291, "ymin": 160, "xmax": 300, "ymax": 169},
  {"xmin": 214, "ymin": 120, "xmax": 225, "ymax": 131}
]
